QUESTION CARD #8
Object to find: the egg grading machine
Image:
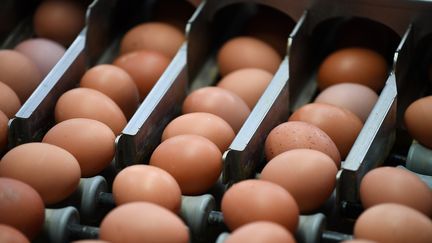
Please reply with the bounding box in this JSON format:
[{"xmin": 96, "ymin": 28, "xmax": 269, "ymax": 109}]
[{"xmin": 1, "ymin": 0, "xmax": 432, "ymax": 242}]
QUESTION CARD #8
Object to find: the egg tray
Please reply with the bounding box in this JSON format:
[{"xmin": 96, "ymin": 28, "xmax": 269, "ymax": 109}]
[{"xmin": 1, "ymin": 0, "xmax": 432, "ymax": 242}]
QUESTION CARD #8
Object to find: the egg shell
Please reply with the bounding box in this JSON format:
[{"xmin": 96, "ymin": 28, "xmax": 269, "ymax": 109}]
[
  {"xmin": 261, "ymin": 149, "xmax": 337, "ymax": 212},
  {"xmin": 0, "ymin": 143, "xmax": 81, "ymax": 204},
  {"xmin": 80, "ymin": 64, "xmax": 140, "ymax": 119},
  {"xmin": 354, "ymin": 203, "xmax": 432, "ymax": 243},
  {"xmin": 225, "ymin": 221, "xmax": 296, "ymax": 243},
  {"xmin": 289, "ymin": 103, "xmax": 364, "ymax": 159},
  {"xmin": 55, "ymin": 88, "xmax": 127, "ymax": 135},
  {"xmin": 112, "ymin": 165, "xmax": 182, "ymax": 213},
  {"xmin": 317, "ymin": 48, "xmax": 388, "ymax": 92},
  {"xmin": 114, "ymin": 50, "xmax": 170, "ymax": 100},
  {"xmin": 360, "ymin": 166, "xmax": 432, "ymax": 216},
  {"xmin": 264, "ymin": 121, "xmax": 341, "ymax": 167},
  {"xmin": 404, "ymin": 96, "xmax": 432, "ymax": 149},
  {"xmin": 217, "ymin": 68, "xmax": 273, "ymax": 109},
  {"xmin": 162, "ymin": 112, "xmax": 235, "ymax": 152},
  {"xmin": 150, "ymin": 134, "xmax": 222, "ymax": 195},
  {"xmin": 0, "ymin": 110, "xmax": 8, "ymax": 151},
  {"xmin": 99, "ymin": 202, "xmax": 189, "ymax": 243},
  {"xmin": 217, "ymin": 37, "xmax": 281, "ymax": 76},
  {"xmin": 182, "ymin": 87, "xmax": 251, "ymax": 133},
  {"xmin": 0, "ymin": 224, "xmax": 30, "ymax": 243},
  {"xmin": 0, "ymin": 178, "xmax": 45, "ymax": 239},
  {"xmin": 0, "ymin": 81, "xmax": 21, "ymax": 118},
  {"xmin": 221, "ymin": 179, "xmax": 299, "ymax": 233}
]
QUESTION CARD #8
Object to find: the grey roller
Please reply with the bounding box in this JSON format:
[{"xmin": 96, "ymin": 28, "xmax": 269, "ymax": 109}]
[
  {"xmin": 78, "ymin": 175, "xmax": 108, "ymax": 219},
  {"xmin": 180, "ymin": 194, "xmax": 215, "ymax": 237},
  {"xmin": 215, "ymin": 232, "xmax": 230, "ymax": 243},
  {"xmin": 398, "ymin": 165, "xmax": 432, "ymax": 189},
  {"xmin": 406, "ymin": 142, "xmax": 432, "ymax": 176},
  {"xmin": 44, "ymin": 207, "xmax": 80, "ymax": 243},
  {"xmin": 296, "ymin": 213, "xmax": 326, "ymax": 243}
]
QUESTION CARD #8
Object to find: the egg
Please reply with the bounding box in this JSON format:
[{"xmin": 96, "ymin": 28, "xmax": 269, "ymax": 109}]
[
  {"xmin": 112, "ymin": 165, "xmax": 182, "ymax": 213},
  {"xmin": 217, "ymin": 68, "xmax": 273, "ymax": 109},
  {"xmin": 317, "ymin": 47, "xmax": 388, "ymax": 92},
  {"xmin": 360, "ymin": 166, "xmax": 432, "ymax": 216},
  {"xmin": 0, "ymin": 50, "xmax": 42, "ymax": 102},
  {"xmin": 404, "ymin": 96, "xmax": 432, "ymax": 148},
  {"xmin": 182, "ymin": 87, "xmax": 251, "ymax": 133},
  {"xmin": 80, "ymin": 64, "xmax": 140, "ymax": 119},
  {"xmin": 161, "ymin": 112, "xmax": 235, "ymax": 152},
  {"xmin": 120, "ymin": 22, "xmax": 185, "ymax": 59},
  {"xmin": 0, "ymin": 143, "xmax": 81, "ymax": 204},
  {"xmin": 33, "ymin": 0, "xmax": 85, "ymax": 46},
  {"xmin": 99, "ymin": 202, "xmax": 189, "ymax": 243},
  {"xmin": 261, "ymin": 149, "xmax": 337, "ymax": 212},
  {"xmin": 113, "ymin": 50, "xmax": 170, "ymax": 100},
  {"xmin": 314, "ymin": 83, "xmax": 378, "ymax": 122},
  {"xmin": 0, "ymin": 224, "xmax": 29, "ymax": 243},
  {"xmin": 55, "ymin": 88, "xmax": 127, "ymax": 134},
  {"xmin": 225, "ymin": 221, "xmax": 296, "ymax": 243},
  {"xmin": 0, "ymin": 178, "xmax": 44, "ymax": 239},
  {"xmin": 289, "ymin": 103, "xmax": 364, "ymax": 159},
  {"xmin": 150, "ymin": 134, "xmax": 222, "ymax": 195},
  {"xmin": 0, "ymin": 110, "xmax": 8, "ymax": 151},
  {"xmin": 354, "ymin": 203, "xmax": 432, "ymax": 243},
  {"xmin": 0, "ymin": 81, "xmax": 21, "ymax": 118},
  {"xmin": 217, "ymin": 37, "xmax": 281, "ymax": 76},
  {"xmin": 264, "ymin": 121, "xmax": 341, "ymax": 167},
  {"xmin": 42, "ymin": 118, "xmax": 116, "ymax": 177}
]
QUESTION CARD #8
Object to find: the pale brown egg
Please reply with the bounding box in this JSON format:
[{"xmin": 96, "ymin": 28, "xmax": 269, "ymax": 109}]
[
  {"xmin": 42, "ymin": 118, "xmax": 116, "ymax": 177},
  {"xmin": 0, "ymin": 81, "xmax": 21, "ymax": 118},
  {"xmin": 217, "ymin": 68, "xmax": 273, "ymax": 109},
  {"xmin": 0, "ymin": 224, "xmax": 29, "ymax": 243},
  {"xmin": 80, "ymin": 64, "xmax": 140, "ymax": 119},
  {"xmin": 112, "ymin": 165, "xmax": 182, "ymax": 213},
  {"xmin": 217, "ymin": 37, "xmax": 281, "ymax": 76},
  {"xmin": 162, "ymin": 112, "xmax": 235, "ymax": 152},
  {"xmin": 225, "ymin": 221, "xmax": 296, "ymax": 243},
  {"xmin": 221, "ymin": 179, "xmax": 299, "ymax": 233},
  {"xmin": 354, "ymin": 203, "xmax": 432, "ymax": 243},
  {"xmin": 0, "ymin": 178, "xmax": 44, "ymax": 239},
  {"xmin": 360, "ymin": 166, "xmax": 432, "ymax": 216},
  {"xmin": 404, "ymin": 96, "xmax": 432, "ymax": 149},
  {"xmin": 264, "ymin": 121, "xmax": 341, "ymax": 167},
  {"xmin": 0, "ymin": 143, "xmax": 81, "ymax": 204},
  {"xmin": 0, "ymin": 110, "xmax": 8, "ymax": 151},
  {"xmin": 114, "ymin": 50, "xmax": 170, "ymax": 100},
  {"xmin": 317, "ymin": 48, "xmax": 388, "ymax": 92},
  {"xmin": 99, "ymin": 202, "xmax": 189, "ymax": 243},
  {"xmin": 0, "ymin": 50, "xmax": 42, "ymax": 102},
  {"xmin": 120, "ymin": 22, "xmax": 185, "ymax": 59},
  {"xmin": 150, "ymin": 134, "xmax": 222, "ymax": 195},
  {"xmin": 261, "ymin": 149, "xmax": 337, "ymax": 213},
  {"xmin": 182, "ymin": 87, "xmax": 251, "ymax": 133},
  {"xmin": 55, "ymin": 88, "xmax": 127, "ymax": 134},
  {"xmin": 289, "ymin": 103, "xmax": 364, "ymax": 159}
]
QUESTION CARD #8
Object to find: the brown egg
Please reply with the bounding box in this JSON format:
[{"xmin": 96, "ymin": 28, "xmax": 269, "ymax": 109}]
[
  {"xmin": 0, "ymin": 110, "xmax": 8, "ymax": 151},
  {"xmin": 264, "ymin": 121, "xmax": 341, "ymax": 167},
  {"xmin": 112, "ymin": 165, "xmax": 182, "ymax": 213},
  {"xmin": 0, "ymin": 143, "xmax": 81, "ymax": 204},
  {"xmin": 150, "ymin": 134, "xmax": 222, "ymax": 195},
  {"xmin": 0, "ymin": 224, "xmax": 30, "ymax": 243},
  {"xmin": 217, "ymin": 37, "xmax": 281, "ymax": 76},
  {"xmin": 289, "ymin": 103, "xmax": 364, "ymax": 159},
  {"xmin": 99, "ymin": 202, "xmax": 189, "ymax": 243},
  {"xmin": 42, "ymin": 118, "xmax": 116, "ymax": 177},
  {"xmin": 182, "ymin": 87, "xmax": 251, "ymax": 133},
  {"xmin": 55, "ymin": 88, "xmax": 127, "ymax": 134},
  {"xmin": 114, "ymin": 50, "xmax": 170, "ymax": 100},
  {"xmin": 404, "ymin": 96, "xmax": 432, "ymax": 148},
  {"xmin": 0, "ymin": 178, "xmax": 44, "ymax": 239},
  {"xmin": 217, "ymin": 68, "xmax": 273, "ymax": 109},
  {"xmin": 120, "ymin": 22, "xmax": 185, "ymax": 59},
  {"xmin": 221, "ymin": 179, "xmax": 299, "ymax": 233},
  {"xmin": 225, "ymin": 221, "xmax": 296, "ymax": 243},
  {"xmin": 80, "ymin": 64, "xmax": 140, "ymax": 119},
  {"xmin": 360, "ymin": 166, "xmax": 432, "ymax": 216},
  {"xmin": 162, "ymin": 112, "xmax": 235, "ymax": 152},
  {"xmin": 0, "ymin": 81, "xmax": 21, "ymax": 118},
  {"xmin": 317, "ymin": 48, "xmax": 388, "ymax": 92},
  {"xmin": 354, "ymin": 203, "xmax": 432, "ymax": 243},
  {"xmin": 0, "ymin": 50, "xmax": 42, "ymax": 102},
  {"xmin": 261, "ymin": 149, "xmax": 337, "ymax": 212},
  {"xmin": 33, "ymin": 0, "xmax": 85, "ymax": 46},
  {"xmin": 314, "ymin": 83, "xmax": 378, "ymax": 122}
]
